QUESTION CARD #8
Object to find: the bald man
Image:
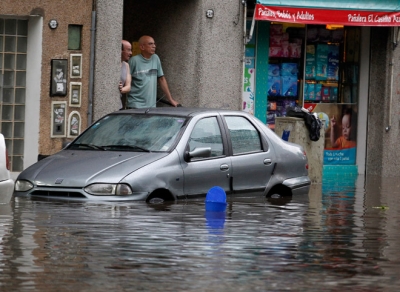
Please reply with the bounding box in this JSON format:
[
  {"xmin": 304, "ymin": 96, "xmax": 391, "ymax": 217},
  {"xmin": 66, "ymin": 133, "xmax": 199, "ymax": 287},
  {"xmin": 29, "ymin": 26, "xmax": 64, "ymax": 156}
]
[{"xmin": 126, "ymin": 35, "xmax": 179, "ymax": 109}]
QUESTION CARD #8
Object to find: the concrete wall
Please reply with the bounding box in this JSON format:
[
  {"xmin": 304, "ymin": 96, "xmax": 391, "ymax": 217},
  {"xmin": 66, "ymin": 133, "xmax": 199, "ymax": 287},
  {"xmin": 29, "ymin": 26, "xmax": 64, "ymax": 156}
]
[
  {"xmin": 275, "ymin": 117, "xmax": 325, "ymax": 184},
  {"xmin": 93, "ymin": 0, "xmax": 123, "ymax": 121},
  {"xmin": 123, "ymin": 0, "xmax": 244, "ymax": 109},
  {"xmin": 367, "ymin": 27, "xmax": 400, "ymax": 177}
]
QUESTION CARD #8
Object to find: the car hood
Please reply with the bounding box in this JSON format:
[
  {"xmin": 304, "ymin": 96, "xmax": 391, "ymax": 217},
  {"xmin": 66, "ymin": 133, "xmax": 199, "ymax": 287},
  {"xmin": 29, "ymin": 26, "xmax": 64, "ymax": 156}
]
[{"xmin": 18, "ymin": 150, "xmax": 169, "ymax": 187}]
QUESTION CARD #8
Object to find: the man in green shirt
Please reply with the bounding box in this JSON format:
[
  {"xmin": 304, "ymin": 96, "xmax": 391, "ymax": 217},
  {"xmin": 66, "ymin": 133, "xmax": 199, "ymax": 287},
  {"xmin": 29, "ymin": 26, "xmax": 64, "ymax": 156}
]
[{"xmin": 127, "ymin": 35, "xmax": 179, "ymax": 108}]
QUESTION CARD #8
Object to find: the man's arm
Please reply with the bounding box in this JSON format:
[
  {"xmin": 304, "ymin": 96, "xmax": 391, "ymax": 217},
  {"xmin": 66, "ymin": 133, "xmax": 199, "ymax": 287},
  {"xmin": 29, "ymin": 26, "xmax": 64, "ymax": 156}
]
[{"xmin": 158, "ymin": 76, "xmax": 179, "ymax": 107}]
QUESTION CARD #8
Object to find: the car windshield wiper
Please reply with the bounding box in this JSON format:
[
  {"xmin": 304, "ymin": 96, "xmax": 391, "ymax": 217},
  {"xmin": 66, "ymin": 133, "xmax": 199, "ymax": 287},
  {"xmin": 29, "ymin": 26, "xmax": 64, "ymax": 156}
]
[
  {"xmin": 102, "ymin": 145, "xmax": 151, "ymax": 152},
  {"xmin": 70, "ymin": 143, "xmax": 106, "ymax": 150}
]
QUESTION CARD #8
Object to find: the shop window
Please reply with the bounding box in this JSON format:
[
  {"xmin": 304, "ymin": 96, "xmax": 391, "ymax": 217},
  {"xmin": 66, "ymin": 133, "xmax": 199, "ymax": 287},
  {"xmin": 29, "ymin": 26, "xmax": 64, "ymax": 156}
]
[
  {"xmin": 68, "ymin": 25, "xmax": 82, "ymax": 50},
  {"xmin": 262, "ymin": 22, "xmax": 360, "ymax": 166}
]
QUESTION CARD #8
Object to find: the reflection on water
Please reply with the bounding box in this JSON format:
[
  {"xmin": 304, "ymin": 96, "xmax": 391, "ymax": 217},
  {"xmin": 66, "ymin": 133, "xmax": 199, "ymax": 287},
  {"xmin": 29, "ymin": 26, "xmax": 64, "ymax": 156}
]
[{"xmin": 0, "ymin": 177, "xmax": 400, "ymax": 291}]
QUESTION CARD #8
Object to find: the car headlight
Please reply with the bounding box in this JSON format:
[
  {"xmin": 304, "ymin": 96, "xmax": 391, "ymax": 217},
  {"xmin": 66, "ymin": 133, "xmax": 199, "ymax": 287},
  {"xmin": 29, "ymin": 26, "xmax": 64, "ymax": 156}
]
[
  {"xmin": 15, "ymin": 180, "xmax": 34, "ymax": 192},
  {"xmin": 84, "ymin": 183, "xmax": 133, "ymax": 196}
]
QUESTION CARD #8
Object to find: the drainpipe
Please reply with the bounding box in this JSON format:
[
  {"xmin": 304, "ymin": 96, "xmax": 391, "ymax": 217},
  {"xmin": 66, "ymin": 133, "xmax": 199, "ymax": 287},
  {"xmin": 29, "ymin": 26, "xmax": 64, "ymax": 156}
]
[
  {"xmin": 241, "ymin": 0, "xmax": 247, "ymax": 111},
  {"xmin": 88, "ymin": 0, "xmax": 97, "ymax": 125},
  {"xmin": 386, "ymin": 27, "xmax": 400, "ymax": 132}
]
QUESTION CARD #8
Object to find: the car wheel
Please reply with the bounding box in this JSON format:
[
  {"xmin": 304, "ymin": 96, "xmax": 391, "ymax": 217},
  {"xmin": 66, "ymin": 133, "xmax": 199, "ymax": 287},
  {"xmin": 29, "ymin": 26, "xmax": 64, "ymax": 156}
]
[
  {"xmin": 148, "ymin": 197, "xmax": 165, "ymax": 204},
  {"xmin": 146, "ymin": 189, "xmax": 175, "ymax": 204}
]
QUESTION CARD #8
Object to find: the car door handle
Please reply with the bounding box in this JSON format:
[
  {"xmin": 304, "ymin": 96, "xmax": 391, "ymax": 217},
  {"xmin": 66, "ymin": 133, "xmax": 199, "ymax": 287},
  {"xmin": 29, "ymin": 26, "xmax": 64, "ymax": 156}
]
[
  {"xmin": 264, "ymin": 159, "xmax": 272, "ymax": 165},
  {"xmin": 220, "ymin": 164, "xmax": 229, "ymax": 171}
]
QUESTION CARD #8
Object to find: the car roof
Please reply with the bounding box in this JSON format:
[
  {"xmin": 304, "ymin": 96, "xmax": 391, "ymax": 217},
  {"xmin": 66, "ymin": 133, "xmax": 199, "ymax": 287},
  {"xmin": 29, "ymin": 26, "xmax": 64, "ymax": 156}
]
[{"xmin": 111, "ymin": 107, "xmax": 247, "ymax": 118}]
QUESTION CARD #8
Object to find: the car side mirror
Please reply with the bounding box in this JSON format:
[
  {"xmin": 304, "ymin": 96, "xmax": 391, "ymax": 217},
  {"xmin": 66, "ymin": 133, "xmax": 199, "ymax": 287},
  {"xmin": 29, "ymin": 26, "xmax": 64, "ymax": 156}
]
[{"xmin": 184, "ymin": 147, "xmax": 212, "ymax": 162}]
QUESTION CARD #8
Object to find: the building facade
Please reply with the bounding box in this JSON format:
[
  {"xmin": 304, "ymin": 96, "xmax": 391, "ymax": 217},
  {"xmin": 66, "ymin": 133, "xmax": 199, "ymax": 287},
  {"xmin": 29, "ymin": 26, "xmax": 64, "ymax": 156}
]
[{"xmin": 1, "ymin": 0, "xmax": 400, "ymax": 178}]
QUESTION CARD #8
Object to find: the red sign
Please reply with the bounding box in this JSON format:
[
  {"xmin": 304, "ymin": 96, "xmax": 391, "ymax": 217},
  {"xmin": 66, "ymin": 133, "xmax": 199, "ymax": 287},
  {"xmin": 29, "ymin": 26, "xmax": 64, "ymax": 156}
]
[{"xmin": 255, "ymin": 4, "xmax": 400, "ymax": 26}]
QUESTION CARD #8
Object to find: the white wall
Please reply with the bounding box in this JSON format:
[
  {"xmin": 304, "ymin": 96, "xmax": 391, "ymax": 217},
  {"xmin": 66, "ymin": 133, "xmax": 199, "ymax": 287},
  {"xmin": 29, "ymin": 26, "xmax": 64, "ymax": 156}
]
[{"xmin": 17, "ymin": 15, "xmax": 42, "ymax": 178}]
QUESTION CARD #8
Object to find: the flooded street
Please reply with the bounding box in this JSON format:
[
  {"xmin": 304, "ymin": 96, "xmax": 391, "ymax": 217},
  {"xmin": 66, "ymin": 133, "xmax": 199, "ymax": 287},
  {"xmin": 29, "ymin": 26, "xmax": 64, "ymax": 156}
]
[{"xmin": 1, "ymin": 175, "xmax": 400, "ymax": 291}]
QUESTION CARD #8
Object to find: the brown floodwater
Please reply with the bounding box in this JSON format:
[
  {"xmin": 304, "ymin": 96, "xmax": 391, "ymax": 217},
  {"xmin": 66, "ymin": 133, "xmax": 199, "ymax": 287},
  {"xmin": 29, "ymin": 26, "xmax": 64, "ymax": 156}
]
[{"xmin": 1, "ymin": 175, "xmax": 400, "ymax": 291}]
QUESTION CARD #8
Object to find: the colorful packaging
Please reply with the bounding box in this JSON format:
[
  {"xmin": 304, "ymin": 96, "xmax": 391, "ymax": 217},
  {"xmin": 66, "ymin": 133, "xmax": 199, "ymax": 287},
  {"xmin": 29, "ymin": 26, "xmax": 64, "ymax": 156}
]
[
  {"xmin": 327, "ymin": 45, "xmax": 339, "ymax": 81},
  {"xmin": 330, "ymin": 86, "xmax": 338, "ymax": 102},
  {"xmin": 305, "ymin": 83, "xmax": 315, "ymax": 101},
  {"xmin": 282, "ymin": 99, "xmax": 296, "ymax": 109},
  {"xmin": 269, "ymin": 46, "xmax": 282, "ymax": 57},
  {"xmin": 289, "ymin": 43, "xmax": 301, "ymax": 58},
  {"xmin": 281, "ymin": 33, "xmax": 289, "ymax": 41},
  {"xmin": 316, "ymin": 44, "xmax": 329, "ymax": 81},
  {"xmin": 280, "ymin": 63, "xmax": 298, "ymax": 77},
  {"xmin": 267, "ymin": 101, "xmax": 277, "ymax": 111},
  {"xmin": 268, "ymin": 63, "xmax": 280, "ymax": 76},
  {"xmin": 321, "ymin": 86, "xmax": 330, "ymax": 101},
  {"xmin": 315, "ymin": 83, "xmax": 322, "ymax": 101},
  {"xmin": 267, "ymin": 110, "xmax": 276, "ymax": 125},
  {"xmin": 267, "ymin": 76, "xmax": 281, "ymax": 96},
  {"xmin": 305, "ymin": 45, "xmax": 315, "ymax": 79},
  {"xmin": 281, "ymin": 76, "xmax": 298, "ymax": 97},
  {"xmin": 270, "ymin": 35, "xmax": 282, "ymax": 46},
  {"xmin": 281, "ymin": 41, "xmax": 289, "ymax": 58}
]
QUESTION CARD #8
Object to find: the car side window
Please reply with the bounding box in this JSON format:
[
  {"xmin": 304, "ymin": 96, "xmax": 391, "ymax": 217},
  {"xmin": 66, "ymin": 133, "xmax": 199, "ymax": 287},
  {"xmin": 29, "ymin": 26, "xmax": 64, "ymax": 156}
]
[
  {"xmin": 189, "ymin": 117, "xmax": 224, "ymax": 158},
  {"xmin": 224, "ymin": 116, "xmax": 262, "ymax": 155}
]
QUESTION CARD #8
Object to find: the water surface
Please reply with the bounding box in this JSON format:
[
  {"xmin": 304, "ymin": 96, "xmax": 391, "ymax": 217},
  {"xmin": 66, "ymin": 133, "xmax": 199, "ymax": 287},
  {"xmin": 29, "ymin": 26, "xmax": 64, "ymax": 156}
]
[{"xmin": 1, "ymin": 175, "xmax": 400, "ymax": 291}]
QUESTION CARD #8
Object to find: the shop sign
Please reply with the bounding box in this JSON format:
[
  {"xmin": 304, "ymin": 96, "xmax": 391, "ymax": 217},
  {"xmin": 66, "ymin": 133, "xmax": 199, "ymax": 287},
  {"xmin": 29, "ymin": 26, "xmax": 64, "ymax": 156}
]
[{"xmin": 255, "ymin": 4, "xmax": 400, "ymax": 26}]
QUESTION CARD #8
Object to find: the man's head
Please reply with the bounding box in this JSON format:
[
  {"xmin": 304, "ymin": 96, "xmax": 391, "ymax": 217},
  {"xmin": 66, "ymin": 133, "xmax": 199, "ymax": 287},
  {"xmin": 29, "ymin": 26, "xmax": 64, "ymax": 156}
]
[
  {"xmin": 121, "ymin": 40, "xmax": 132, "ymax": 62},
  {"xmin": 139, "ymin": 35, "xmax": 156, "ymax": 59}
]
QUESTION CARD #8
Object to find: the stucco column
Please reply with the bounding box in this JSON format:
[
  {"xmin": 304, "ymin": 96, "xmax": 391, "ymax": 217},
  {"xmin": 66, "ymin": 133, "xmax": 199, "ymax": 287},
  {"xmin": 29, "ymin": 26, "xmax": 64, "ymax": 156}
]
[{"xmin": 93, "ymin": 0, "xmax": 123, "ymax": 121}]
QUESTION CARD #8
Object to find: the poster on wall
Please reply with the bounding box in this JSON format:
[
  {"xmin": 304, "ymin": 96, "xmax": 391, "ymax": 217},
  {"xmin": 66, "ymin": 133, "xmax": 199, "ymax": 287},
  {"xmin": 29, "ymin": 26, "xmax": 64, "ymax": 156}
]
[
  {"xmin": 69, "ymin": 82, "xmax": 82, "ymax": 107},
  {"xmin": 305, "ymin": 103, "xmax": 357, "ymax": 165},
  {"xmin": 242, "ymin": 20, "xmax": 256, "ymax": 115},
  {"xmin": 50, "ymin": 59, "xmax": 68, "ymax": 96},
  {"xmin": 243, "ymin": 59, "xmax": 255, "ymax": 115},
  {"xmin": 51, "ymin": 101, "xmax": 67, "ymax": 137},
  {"xmin": 68, "ymin": 111, "xmax": 81, "ymax": 138},
  {"xmin": 70, "ymin": 54, "xmax": 82, "ymax": 78}
]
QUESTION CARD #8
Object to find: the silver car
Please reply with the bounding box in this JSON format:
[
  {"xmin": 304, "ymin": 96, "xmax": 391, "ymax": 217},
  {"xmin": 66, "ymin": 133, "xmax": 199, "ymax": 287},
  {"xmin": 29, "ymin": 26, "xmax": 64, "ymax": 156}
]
[
  {"xmin": 0, "ymin": 133, "xmax": 14, "ymax": 204},
  {"xmin": 14, "ymin": 108, "xmax": 310, "ymax": 202}
]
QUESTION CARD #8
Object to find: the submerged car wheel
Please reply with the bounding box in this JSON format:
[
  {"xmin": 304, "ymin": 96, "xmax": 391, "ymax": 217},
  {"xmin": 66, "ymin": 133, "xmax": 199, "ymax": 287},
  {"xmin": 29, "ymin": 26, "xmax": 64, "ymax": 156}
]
[
  {"xmin": 148, "ymin": 197, "xmax": 165, "ymax": 204},
  {"xmin": 267, "ymin": 185, "xmax": 292, "ymax": 197},
  {"xmin": 146, "ymin": 189, "xmax": 175, "ymax": 204}
]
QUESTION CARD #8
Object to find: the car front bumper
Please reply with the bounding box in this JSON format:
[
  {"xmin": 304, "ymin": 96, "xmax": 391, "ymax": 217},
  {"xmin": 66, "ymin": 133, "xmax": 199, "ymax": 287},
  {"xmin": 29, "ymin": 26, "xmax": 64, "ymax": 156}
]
[{"xmin": 14, "ymin": 186, "xmax": 149, "ymax": 202}]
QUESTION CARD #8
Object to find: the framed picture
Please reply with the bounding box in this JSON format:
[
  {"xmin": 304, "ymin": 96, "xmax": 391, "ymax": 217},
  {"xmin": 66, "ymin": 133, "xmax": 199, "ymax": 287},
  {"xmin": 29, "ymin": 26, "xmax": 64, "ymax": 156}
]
[
  {"xmin": 70, "ymin": 53, "xmax": 82, "ymax": 78},
  {"xmin": 50, "ymin": 59, "xmax": 68, "ymax": 96},
  {"xmin": 68, "ymin": 111, "xmax": 81, "ymax": 138},
  {"xmin": 51, "ymin": 101, "xmax": 67, "ymax": 138},
  {"xmin": 69, "ymin": 82, "xmax": 82, "ymax": 107}
]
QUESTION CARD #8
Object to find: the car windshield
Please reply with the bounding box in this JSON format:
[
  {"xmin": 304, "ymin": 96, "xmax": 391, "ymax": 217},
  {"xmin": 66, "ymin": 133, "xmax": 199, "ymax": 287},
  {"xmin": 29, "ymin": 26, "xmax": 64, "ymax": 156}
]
[{"xmin": 69, "ymin": 114, "xmax": 187, "ymax": 152}]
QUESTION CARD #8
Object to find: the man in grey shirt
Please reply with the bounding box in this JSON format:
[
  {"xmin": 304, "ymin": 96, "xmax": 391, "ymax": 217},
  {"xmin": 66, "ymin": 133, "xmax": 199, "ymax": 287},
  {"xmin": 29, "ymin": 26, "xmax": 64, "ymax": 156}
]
[{"xmin": 127, "ymin": 35, "xmax": 179, "ymax": 108}]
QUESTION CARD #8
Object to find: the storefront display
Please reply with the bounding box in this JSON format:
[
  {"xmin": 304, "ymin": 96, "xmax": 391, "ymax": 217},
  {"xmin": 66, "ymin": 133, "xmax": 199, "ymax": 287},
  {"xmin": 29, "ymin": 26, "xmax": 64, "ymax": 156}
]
[
  {"xmin": 266, "ymin": 23, "xmax": 303, "ymax": 129},
  {"xmin": 247, "ymin": 0, "xmax": 400, "ymax": 172},
  {"xmin": 304, "ymin": 26, "xmax": 360, "ymax": 165},
  {"xmin": 254, "ymin": 21, "xmax": 361, "ymax": 165}
]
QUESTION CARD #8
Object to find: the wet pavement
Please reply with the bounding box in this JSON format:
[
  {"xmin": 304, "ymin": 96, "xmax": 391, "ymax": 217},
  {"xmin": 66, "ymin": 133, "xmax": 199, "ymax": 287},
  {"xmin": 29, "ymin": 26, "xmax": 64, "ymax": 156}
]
[{"xmin": 1, "ymin": 175, "xmax": 400, "ymax": 291}]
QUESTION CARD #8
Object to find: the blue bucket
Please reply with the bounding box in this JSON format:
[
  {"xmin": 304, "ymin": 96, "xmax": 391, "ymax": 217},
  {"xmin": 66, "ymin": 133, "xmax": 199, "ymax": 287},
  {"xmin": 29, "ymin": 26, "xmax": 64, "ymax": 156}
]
[{"xmin": 205, "ymin": 186, "xmax": 227, "ymax": 212}]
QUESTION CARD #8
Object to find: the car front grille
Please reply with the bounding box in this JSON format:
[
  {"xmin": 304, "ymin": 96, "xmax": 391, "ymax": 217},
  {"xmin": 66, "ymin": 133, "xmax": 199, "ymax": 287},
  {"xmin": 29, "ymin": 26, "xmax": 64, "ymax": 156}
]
[{"xmin": 30, "ymin": 190, "xmax": 86, "ymax": 198}]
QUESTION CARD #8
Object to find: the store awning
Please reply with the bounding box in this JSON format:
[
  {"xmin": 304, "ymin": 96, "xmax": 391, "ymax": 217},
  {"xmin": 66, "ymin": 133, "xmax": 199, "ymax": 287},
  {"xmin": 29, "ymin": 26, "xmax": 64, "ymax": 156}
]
[{"xmin": 255, "ymin": 0, "xmax": 400, "ymax": 26}]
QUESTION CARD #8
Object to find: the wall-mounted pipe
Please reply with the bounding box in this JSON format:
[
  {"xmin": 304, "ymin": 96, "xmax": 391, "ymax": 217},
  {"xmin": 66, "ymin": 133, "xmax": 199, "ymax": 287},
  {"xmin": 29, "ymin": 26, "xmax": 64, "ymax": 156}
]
[
  {"xmin": 88, "ymin": 0, "xmax": 96, "ymax": 125},
  {"xmin": 386, "ymin": 27, "xmax": 400, "ymax": 132}
]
